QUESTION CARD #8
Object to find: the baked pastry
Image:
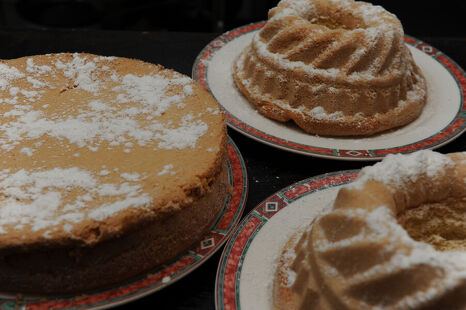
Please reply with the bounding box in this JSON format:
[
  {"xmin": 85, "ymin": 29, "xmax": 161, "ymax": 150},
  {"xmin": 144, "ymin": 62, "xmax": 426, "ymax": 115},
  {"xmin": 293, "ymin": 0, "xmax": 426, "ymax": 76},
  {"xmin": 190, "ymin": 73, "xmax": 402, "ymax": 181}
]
[
  {"xmin": 275, "ymin": 150, "xmax": 466, "ymax": 309},
  {"xmin": 233, "ymin": 0, "xmax": 427, "ymax": 136},
  {"xmin": 0, "ymin": 53, "xmax": 228, "ymax": 294}
]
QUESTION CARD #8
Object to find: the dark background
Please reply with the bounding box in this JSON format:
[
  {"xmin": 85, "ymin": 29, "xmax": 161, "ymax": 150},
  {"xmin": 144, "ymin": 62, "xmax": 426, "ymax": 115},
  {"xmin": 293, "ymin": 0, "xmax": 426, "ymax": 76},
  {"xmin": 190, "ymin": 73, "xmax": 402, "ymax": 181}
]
[{"xmin": 0, "ymin": 0, "xmax": 465, "ymax": 37}]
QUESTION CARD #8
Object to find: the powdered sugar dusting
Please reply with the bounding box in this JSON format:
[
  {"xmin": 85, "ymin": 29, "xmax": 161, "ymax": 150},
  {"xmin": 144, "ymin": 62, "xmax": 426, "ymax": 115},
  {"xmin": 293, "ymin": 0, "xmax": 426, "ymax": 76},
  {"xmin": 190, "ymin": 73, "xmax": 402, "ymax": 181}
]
[
  {"xmin": 155, "ymin": 116, "xmax": 208, "ymax": 149},
  {"xmin": 350, "ymin": 150, "xmax": 455, "ymax": 190},
  {"xmin": 308, "ymin": 106, "xmax": 344, "ymax": 120},
  {"xmin": 20, "ymin": 147, "xmax": 34, "ymax": 156},
  {"xmin": 0, "ymin": 63, "xmax": 25, "ymax": 91},
  {"xmin": 300, "ymin": 151, "xmax": 466, "ymax": 308},
  {"xmin": 120, "ymin": 172, "xmax": 141, "ymax": 181},
  {"xmin": 276, "ymin": 0, "xmax": 315, "ymax": 18},
  {"xmin": 88, "ymin": 194, "xmax": 151, "ymax": 221},
  {"xmin": 114, "ymin": 73, "xmax": 191, "ymax": 116},
  {"xmin": 0, "ymin": 167, "xmax": 151, "ymax": 233},
  {"xmin": 26, "ymin": 58, "xmax": 52, "ymax": 75},
  {"xmin": 0, "ymin": 53, "xmax": 209, "ymax": 153},
  {"xmin": 157, "ymin": 164, "xmax": 175, "ymax": 176},
  {"xmin": 245, "ymin": 0, "xmax": 404, "ymax": 88},
  {"xmin": 55, "ymin": 54, "xmax": 102, "ymax": 93},
  {"xmin": 303, "ymin": 204, "xmax": 466, "ymax": 308},
  {"xmin": 347, "ymin": 206, "xmax": 466, "ymax": 308},
  {"xmin": 282, "ymin": 244, "xmax": 298, "ymax": 287},
  {"xmin": 276, "ymin": 0, "xmax": 397, "ymax": 31},
  {"xmin": 0, "ymin": 53, "xmax": 218, "ymax": 236}
]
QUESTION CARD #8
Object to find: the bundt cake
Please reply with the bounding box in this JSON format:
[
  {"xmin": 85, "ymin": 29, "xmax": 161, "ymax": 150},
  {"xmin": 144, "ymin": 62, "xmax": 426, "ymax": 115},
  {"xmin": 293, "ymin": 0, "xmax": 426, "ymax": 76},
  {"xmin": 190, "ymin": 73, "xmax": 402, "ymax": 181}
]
[
  {"xmin": 0, "ymin": 53, "xmax": 228, "ymax": 294},
  {"xmin": 233, "ymin": 0, "xmax": 427, "ymax": 136},
  {"xmin": 274, "ymin": 150, "xmax": 466, "ymax": 309}
]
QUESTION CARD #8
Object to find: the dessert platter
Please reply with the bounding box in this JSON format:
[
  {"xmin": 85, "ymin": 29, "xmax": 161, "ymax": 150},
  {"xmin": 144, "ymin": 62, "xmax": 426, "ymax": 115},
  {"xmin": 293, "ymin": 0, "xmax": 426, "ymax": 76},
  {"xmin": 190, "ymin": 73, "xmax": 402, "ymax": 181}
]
[
  {"xmin": 0, "ymin": 53, "xmax": 248, "ymax": 309},
  {"xmin": 0, "ymin": 0, "xmax": 464, "ymax": 309},
  {"xmin": 211, "ymin": 4, "xmax": 465, "ymax": 308},
  {"xmin": 217, "ymin": 150, "xmax": 466, "ymax": 310},
  {"xmin": 193, "ymin": 0, "xmax": 466, "ymax": 160}
]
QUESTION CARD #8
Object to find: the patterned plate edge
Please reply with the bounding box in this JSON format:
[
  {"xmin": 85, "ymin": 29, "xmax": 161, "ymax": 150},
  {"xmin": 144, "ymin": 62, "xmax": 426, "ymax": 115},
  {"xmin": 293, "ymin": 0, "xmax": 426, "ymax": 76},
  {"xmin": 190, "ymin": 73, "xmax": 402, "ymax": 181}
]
[
  {"xmin": 192, "ymin": 22, "xmax": 466, "ymax": 160},
  {"xmin": 215, "ymin": 170, "xmax": 359, "ymax": 310}
]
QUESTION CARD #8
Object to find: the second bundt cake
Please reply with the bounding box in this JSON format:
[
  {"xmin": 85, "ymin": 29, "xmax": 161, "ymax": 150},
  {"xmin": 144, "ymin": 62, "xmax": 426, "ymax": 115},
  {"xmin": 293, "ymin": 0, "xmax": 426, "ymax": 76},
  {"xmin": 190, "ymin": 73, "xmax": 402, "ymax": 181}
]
[
  {"xmin": 233, "ymin": 0, "xmax": 427, "ymax": 136},
  {"xmin": 274, "ymin": 150, "xmax": 466, "ymax": 309}
]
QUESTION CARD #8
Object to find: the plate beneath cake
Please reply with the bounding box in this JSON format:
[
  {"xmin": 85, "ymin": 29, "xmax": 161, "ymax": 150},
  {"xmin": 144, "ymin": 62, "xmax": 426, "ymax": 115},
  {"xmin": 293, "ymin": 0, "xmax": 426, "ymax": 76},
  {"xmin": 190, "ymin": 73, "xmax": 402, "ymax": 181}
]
[
  {"xmin": 193, "ymin": 22, "xmax": 466, "ymax": 160},
  {"xmin": 215, "ymin": 170, "xmax": 358, "ymax": 310},
  {"xmin": 0, "ymin": 137, "xmax": 248, "ymax": 310}
]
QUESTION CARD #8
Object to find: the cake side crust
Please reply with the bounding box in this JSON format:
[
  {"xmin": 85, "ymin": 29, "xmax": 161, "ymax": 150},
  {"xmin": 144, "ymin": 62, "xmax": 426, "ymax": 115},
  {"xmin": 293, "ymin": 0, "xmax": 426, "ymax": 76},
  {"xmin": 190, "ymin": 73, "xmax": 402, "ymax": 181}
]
[{"xmin": 0, "ymin": 157, "xmax": 229, "ymax": 294}]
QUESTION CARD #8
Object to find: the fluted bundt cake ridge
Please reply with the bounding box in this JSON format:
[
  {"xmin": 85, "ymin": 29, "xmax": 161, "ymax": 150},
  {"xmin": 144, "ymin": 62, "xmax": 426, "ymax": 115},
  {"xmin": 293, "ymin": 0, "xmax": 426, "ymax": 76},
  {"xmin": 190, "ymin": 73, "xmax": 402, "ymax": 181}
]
[
  {"xmin": 265, "ymin": 0, "xmax": 403, "ymax": 78},
  {"xmin": 233, "ymin": 0, "xmax": 427, "ymax": 136},
  {"xmin": 274, "ymin": 151, "xmax": 466, "ymax": 309}
]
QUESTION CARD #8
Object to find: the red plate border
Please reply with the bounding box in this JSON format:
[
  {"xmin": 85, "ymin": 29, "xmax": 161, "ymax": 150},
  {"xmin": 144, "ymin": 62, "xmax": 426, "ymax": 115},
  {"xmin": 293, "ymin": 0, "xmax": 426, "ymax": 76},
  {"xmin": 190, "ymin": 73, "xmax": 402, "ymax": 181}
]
[
  {"xmin": 193, "ymin": 22, "xmax": 466, "ymax": 160},
  {"xmin": 215, "ymin": 170, "xmax": 358, "ymax": 310},
  {"xmin": 0, "ymin": 137, "xmax": 248, "ymax": 310}
]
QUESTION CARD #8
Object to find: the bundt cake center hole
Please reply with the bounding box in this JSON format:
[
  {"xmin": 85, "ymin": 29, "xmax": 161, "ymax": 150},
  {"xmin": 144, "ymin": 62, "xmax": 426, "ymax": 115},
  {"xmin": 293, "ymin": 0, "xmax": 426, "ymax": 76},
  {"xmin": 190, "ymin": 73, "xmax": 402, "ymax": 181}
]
[
  {"xmin": 397, "ymin": 198, "xmax": 466, "ymax": 252},
  {"xmin": 309, "ymin": 17, "xmax": 346, "ymax": 30},
  {"xmin": 307, "ymin": 14, "xmax": 365, "ymax": 30}
]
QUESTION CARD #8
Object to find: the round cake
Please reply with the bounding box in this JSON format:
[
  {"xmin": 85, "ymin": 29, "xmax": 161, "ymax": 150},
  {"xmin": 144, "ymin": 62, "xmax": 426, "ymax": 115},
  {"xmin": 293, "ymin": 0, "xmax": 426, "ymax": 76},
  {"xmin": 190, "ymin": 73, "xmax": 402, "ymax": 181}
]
[
  {"xmin": 0, "ymin": 53, "xmax": 228, "ymax": 294},
  {"xmin": 274, "ymin": 150, "xmax": 466, "ymax": 309},
  {"xmin": 233, "ymin": 0, "xmax": 427, "ymax": 136}
]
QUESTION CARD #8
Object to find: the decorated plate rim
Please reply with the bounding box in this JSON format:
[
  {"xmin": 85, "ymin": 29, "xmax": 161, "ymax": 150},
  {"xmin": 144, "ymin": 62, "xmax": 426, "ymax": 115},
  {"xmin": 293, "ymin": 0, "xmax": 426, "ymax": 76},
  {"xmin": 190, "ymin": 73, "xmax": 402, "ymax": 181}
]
[
  {"xmin": 193, "ymin": 22, "xmax": 466, "ymax": 161},
  {"xmin": 214, "ymin": 170, "xmax": 359, "ymax": 310},
  {"xmin": 0, "ymin": 137, "xmax": 248, "ymax": 310}
]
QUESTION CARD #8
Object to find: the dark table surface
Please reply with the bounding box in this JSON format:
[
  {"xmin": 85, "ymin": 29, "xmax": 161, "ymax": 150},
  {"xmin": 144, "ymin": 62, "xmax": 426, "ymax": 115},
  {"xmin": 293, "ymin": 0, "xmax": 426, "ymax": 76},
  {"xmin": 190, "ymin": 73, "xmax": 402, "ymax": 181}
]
[{"xmin": 0, "ymin": 29, "xmax": 464, "ymax": 309}]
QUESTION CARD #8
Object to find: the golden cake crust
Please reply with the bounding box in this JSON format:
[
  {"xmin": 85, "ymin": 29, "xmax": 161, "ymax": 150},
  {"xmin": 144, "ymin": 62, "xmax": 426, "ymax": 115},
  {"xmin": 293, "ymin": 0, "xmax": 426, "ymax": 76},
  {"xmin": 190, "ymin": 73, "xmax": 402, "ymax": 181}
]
[
  {"xmin": 274, "ymin": 151, "xmax": 466, "ymax": 309},
  {"xmin": 0, "ymin": 53, "xmax": 228, "ymax": 293},
  {"xmin": 0, "ymin": 162, "xmax": 229, "ymax": 293},
  {"xmin": 233, "ymin": 0, "xmax": 427, "ymax": 136}
]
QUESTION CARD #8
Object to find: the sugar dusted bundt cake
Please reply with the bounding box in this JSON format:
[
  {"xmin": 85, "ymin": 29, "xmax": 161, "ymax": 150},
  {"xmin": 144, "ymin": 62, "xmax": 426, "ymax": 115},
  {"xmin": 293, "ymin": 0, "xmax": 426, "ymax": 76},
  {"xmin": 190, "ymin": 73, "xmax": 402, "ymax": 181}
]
[
  {"xmin": 274, "ymin": 150, "xmax": 466, "ymax": 309},
  {"xmin": 0, "ymin": 53, "xmax": 228, "ymax": 294},
  {"xmin": 233, "ymin": 0, "xmax": 427, "ymax": 136}
]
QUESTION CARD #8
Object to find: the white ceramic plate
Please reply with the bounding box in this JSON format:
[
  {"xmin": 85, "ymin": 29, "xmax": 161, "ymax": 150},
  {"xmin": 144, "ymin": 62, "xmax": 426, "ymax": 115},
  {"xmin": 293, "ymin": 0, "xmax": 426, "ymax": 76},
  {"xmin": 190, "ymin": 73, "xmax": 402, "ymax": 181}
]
[
  {"xmin": 193, "ymin": 22, "xmax": 466, "ymax": 160},
  {"xmin": 215, "ymin": 170, "xmax": 358, "ymax": 310}
]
